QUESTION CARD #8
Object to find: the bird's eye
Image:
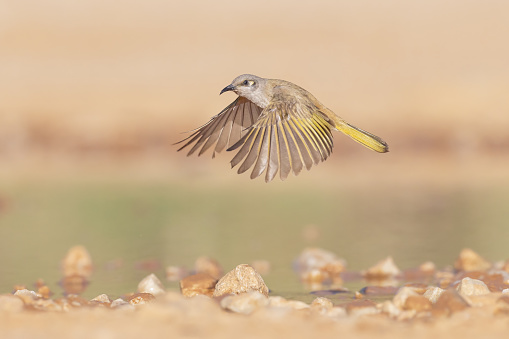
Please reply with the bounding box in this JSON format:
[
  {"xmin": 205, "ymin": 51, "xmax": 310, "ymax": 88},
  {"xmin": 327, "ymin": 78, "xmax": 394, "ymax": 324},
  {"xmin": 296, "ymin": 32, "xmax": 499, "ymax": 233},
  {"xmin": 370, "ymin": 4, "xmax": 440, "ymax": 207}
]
[{"xmin": 242, "ymin": 80, "xmax": 249, "ymax": 86}]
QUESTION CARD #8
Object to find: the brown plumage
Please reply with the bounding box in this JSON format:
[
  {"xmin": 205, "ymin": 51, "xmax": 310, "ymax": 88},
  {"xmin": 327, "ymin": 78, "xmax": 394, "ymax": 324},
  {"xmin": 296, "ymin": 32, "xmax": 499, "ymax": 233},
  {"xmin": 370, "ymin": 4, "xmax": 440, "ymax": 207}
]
[{"xmin": 176, "ymin": 74, "xmax": 389, "ymax": 182}]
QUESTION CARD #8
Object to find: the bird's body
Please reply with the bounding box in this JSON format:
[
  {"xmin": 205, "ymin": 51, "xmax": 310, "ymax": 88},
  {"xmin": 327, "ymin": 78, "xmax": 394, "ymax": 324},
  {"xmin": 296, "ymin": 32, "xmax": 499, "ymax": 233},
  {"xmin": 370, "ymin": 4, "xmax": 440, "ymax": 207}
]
[{"xmin": 177, "ymin": 74, "xmax": 388, "ymax": 182}]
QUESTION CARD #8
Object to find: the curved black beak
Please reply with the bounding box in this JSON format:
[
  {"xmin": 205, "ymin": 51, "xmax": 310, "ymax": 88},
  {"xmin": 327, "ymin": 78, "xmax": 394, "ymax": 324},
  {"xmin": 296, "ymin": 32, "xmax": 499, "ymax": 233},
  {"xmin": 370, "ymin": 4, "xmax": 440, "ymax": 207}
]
[{"xmin": 220, "ymin": 84, "xmax": 235, "ymax": 95}]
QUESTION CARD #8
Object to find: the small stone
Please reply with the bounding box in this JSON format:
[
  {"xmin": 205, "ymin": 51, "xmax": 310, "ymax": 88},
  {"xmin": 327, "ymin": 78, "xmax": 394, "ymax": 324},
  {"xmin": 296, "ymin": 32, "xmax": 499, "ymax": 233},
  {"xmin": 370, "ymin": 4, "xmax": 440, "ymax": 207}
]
[
  {"xmin": 355, "ymin": 291, "xmax": 363, "ymax": 299},
  {"xmin": 393, "ymin": 287, "xmax": 419, "ymax": 310},
  {"xmin": 61, "ymin": 245, "xmax": 93, "ymax": 278},
  {"xmin": 310, "ymin": 297, "xmax": 333, "ymax": 314},
  {"xmin": 456, "ymin": 277, "xmax": 490, "ymax": 296},
  {"xmin": 404, "ymin": 295, "xmax": 432, "ymax": 312},
  {"xmin": 495, "ymin": 295, "xmax": 509, "ymax": 315},
  {"xmin": 60, "ymin": 274, "xmax": 89, "ymax": 295},
  {"xmin": 363, "ymin": 256, "xmax": 401, "ymax": 280},
  {"xmin": 128, "ymin": 293, "xmax": 155, "ymax": 305},
  {"xmin": 180, "ymin": 273, "xmax": 217, "ymax": 297},
  {"xmin": 379, "ymin": 300, "xmax": 401, "ymax": 318},
  {"xmin": 34, "ymin": 299, "xmax": 63, "ymax": 312},
  {"xmin": 90, "ymin": 294, "xmax": 111, "ymax": 306},
  {"xmin": 37, "ymin": 285, "xmax": 52, "ymax": 299},
  {"xmin": 294, "ymin": 248, "xmax": 346, "ymax": 284},
  {"xmin": 195, "ymin": 256, "xmax": 223, "ymax": 280},
  {"xmin": 14, "ymin": 289, "xmax": 40, "ymax": 305},
  {"xmin": 268, "ymin": 296, "xmax": 309, "ymax": 310},
  {"xmin": 220, "ymin": 291, "xmax": 268, "ymax": 315},
  {"xmin": 166, "ymin": 266, "xmax": 189, "ymax": 282},
  {"xmin": 0, "ymin": 295, "xmax": 25, "ymax": 312},
  {"xmin": 424, "ymin": 286, "xmax": 445, "ymax": 304},
  {"xmin": 250, "ymin": 260, "xmax": 271, "ymax": 275},
  {"xmin": 213, "ymin": 264, "xmax": 268, "ymax": 297},
  {"xmin": 110, "ymin": 298, "xmax": 135, "ymax": 311},
  {"xmin": 433, "ymin": 289, "xmax": 469, "ymax": 315},
  {"xmin": 503, "ymin": 288, "xmax": 509, "ymax": 295},
  {"xmin": 359, "ymin": 286, "xmax": 399, "ymax": 296},
  {"xmin": 454, "ymin": 248, "xmax": 491, "ymax": 272},
  {"xmin": 137, "ymin": 273, "xmax": 165, "ymax": 296},
  {"xmin": 419, "ymin": 261, "xmax": 436, "ymax": 273}
]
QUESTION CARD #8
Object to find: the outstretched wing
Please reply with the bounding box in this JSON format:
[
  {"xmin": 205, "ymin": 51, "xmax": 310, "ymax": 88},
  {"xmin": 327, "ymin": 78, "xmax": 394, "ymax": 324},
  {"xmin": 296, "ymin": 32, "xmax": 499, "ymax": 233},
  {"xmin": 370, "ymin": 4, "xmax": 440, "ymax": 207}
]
[
  {"xmin": 176, "ymin": 97, "xmax": 263, "ymax": 157},
  {"xmin": 227, "ymin": 89, "xmax": 334, "ymax": 182}
]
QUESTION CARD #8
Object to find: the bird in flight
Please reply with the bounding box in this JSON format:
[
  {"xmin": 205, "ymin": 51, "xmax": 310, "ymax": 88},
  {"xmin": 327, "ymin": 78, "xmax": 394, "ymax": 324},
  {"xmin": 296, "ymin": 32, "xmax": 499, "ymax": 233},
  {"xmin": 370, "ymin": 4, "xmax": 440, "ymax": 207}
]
[{"xmin": 176, "ymin": 74, "xmax": 389, "ymax": 182}]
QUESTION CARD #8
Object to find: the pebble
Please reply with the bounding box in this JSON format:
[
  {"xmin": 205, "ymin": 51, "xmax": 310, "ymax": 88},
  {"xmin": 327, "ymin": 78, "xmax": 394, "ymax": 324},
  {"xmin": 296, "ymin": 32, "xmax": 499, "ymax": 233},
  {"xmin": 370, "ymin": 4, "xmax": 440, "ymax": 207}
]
[
  {"xmin": 433, "ymin": 289, "xmax": 469, "ymax": 315},
  {"xmin": 403, "ymin": 295, "xmax": 432, "ymax": 312},
  {"xmin": 127, "ymin": 293, "xmax": 155, "ymax": 305},
  {"xmin": 392, "ymin": 286, "xmax": 419, "ymax": 310},
  {"xmin": 60, "ymin": 274, "xmax": 89, "ymax": 295},
  {"xmin": 111, "ymin": 298, "xmax": 135, "ymax": 311},
  {"xmin": 213, "ymin": 264, "xmax": 269, "ymax": 297},
  {"xmin": 61, "ymin": 245, "xmax": 93, "ymax": 278},
  {"xmin": 495, "ymin": 295, "xmax": 509, "ymax": 315},
  {"xmin": 294, "ymin": 248, "xmax": 346, "ymax": 284},
  {"xmin": 423, "ymin": 286, "xmax": 445, "ymax": 304},
  {"xmin": 220, "ymin": 291, "xmax": 268, "ymax": 315},
  {"xmin": 14, "ymin": 289, "xmax": 40, "ymax": 305},
  {"xmin": 310, "ymin": 297, "xmax": 333, "ymax": 314},
  {"xmin": 180, "ymin": 273, "xmax": 217, "ymax": 297},
  {"xmin": 363, "ymin": 256, "xmax": 401, "ymax": 280},
  {"xmin": 379, "ymin": 300, "xmax": 401, "ymax": 318},
  {"xmin": 454, "ymin": 248, "xmax": 491, "ymax": 272},
  {"xmin": 456, "ymin": 277, "xmax": 490, "ymax": 296},
  {"xmin": 137, "ymin": 273, "xmax": 165, "ymax": 296},
  {"xmin": 195, "ymin": 256, "xmax": 223, "ymax": 280},
  {"xmin": 502, "ymin": 288, "xmax": 509, "ymax": 295},
  {"xmin": 90, "ymin": 294, "xmax": 112, "ymax": 307},
  {"xmin": 0, "ymin": 294, "xmax": 25, "ymax": 312},
  {"xmin": 344, "ymin": 299, "xmax": 379, "ymax": 316}
]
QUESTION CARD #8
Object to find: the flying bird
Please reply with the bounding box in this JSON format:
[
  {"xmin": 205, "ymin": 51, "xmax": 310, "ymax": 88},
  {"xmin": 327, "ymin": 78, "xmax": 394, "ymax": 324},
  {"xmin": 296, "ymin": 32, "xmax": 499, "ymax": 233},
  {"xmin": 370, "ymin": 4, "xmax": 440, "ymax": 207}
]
[{"xmin": 176, "ymin": 74, "xmax": 389, "ymax": 182}]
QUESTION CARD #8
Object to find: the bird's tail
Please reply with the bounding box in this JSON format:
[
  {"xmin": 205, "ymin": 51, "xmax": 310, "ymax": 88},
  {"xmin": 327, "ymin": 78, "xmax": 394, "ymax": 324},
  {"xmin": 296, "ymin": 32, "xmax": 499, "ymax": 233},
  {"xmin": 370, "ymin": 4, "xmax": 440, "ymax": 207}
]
[{"xmin": 336, "ymin": 122, "xmax": 389, "ymax": 153}]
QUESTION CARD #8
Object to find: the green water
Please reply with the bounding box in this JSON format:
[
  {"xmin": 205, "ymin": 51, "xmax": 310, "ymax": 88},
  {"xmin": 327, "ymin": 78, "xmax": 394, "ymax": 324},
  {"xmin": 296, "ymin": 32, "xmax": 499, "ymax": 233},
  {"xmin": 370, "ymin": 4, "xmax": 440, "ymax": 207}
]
[{"xmin": 1, "ymin": 179, "xmax": 508, "ymax": 302}]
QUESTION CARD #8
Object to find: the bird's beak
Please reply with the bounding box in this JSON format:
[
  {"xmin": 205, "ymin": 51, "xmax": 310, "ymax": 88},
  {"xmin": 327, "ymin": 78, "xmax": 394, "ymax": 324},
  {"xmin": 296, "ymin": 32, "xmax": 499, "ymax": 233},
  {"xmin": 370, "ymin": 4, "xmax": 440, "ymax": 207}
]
[{"xmin": 220, "ymin": 84, "xmax": 235, "ymax": 95}]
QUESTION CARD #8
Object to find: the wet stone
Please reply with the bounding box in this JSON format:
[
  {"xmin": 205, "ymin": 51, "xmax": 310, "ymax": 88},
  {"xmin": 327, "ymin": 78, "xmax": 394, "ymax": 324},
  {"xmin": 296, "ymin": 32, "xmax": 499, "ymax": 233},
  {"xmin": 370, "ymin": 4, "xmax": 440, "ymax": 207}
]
[
  {"xmin": 456, "ymin": 277, "xmax": 490, "ymax": 296},
  {"xmin": 180, "ymin": 273, "xmax": 217, "ymax": 297},
  {"xmin": 433, "ymin": 289, "xmax": 469, "ymax": 315},
  {"xmin": 359, "ymin": 286, "xmax": 399, "ymax": 296},
  {"xmin": 137, "ymin": 273, "xmax": 165, "ymax": 296},
  {"xmin": 128, "ymin": 293, "xmax": 155, "ymax": 305},
  {"xmin": 213, "ymin": 264, "xmax": 268, "ymax": 297}
]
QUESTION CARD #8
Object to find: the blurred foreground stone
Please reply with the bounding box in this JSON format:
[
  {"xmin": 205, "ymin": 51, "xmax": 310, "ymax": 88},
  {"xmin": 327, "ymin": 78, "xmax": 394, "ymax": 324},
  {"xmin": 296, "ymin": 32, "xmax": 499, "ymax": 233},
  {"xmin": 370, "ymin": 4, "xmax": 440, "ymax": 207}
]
[{"xmin": 213, "ymin": 264, "xmax": 269, "ymax": 297}]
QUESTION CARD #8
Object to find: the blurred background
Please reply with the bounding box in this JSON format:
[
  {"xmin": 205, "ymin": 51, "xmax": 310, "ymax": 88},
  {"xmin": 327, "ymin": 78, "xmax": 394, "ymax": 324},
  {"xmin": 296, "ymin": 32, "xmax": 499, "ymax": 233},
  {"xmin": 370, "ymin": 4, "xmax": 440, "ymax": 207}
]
[{"xmin": 0, "ymin": 0, "xmax": 508, "ymax": 299}]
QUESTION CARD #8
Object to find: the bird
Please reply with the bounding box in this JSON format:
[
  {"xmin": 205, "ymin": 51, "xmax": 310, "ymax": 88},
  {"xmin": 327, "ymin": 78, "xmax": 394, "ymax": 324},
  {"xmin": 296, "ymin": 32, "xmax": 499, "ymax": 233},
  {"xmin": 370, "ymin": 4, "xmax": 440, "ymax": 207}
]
[{"xmin": 176, "ymin": 74, "xmax": 389, "ymax": 182}]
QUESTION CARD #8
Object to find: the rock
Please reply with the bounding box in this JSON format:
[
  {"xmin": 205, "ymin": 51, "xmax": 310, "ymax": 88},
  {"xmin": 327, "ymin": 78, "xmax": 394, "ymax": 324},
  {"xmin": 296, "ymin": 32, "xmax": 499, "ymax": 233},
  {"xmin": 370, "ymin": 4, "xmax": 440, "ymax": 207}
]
[
  {"xmin": 14, "ymin": 289, "xmax": 40, "ymax": 305},
  {"xmin": 90, "ymin": 294, "xmax": 112, "ymax": 306},
  {"xmin": 220, "ymin": 291, "xmax": 268, "ymax": 315},
  {"xmin": 137, "ymin": 273, "xmax": 165, "ymax": 296},
  {"xmin": 404, "ymin": 295, "xmax": 432, "ymax": 312},
  {"xmin": 327, "ymin": 307, "xmax": 347, "ymax": 318},
  {"xmin": 165, "ymin": 266, "xmax": 189, "ymax": 282},
  {"xmin": 127, "ymin": 293, "xmax": 155, "ymax": 305},
  {"xmin": 393, "ymin": 287, "xmax": 419, "ymax": 310},
  {"xmin": 60, "ymin": 274, "xmax": 89, "ymax": 295},
  {"xmin": 379, "ymin": 300, "xmax": 401, "ymax": 318},
  {"xmin": 195, "ymin": 256, "xmax": 223, "ymax": 280},
  {"xmin": 268, "ymin": 296, "xmax": 309, "ymax": 310},
  {"xmin": 213, "ymin": 264, "xmax": 268, "ymax": 297},
  {"xmin": 61, "ymin": 245, "xmax": 93, "ymax": 278},
  {"xmin": 424, "ymin": 286, "xmax": 445, "ymax": 304},
  {"xmin": 363, "ymin": 256, "xmax": 401, "ymax": 280},
  {"xmin": 354, "ymin": 291, "xmax": 363, "ymax": 299},
  {"xmin": 250, "ymin": 260, "xmax": 271, "ymax": 275},
  {"xmin": 310, "ymin": 297, "xmax": 333, "ymax": 314},
  {"xmin": 0, "ymin": 294, "xmax": 25, "ymax": 312},
  {"xmin": 503, "ymin": 288, "xmax": 509, "ymax": 295},
  {"xmin": 454, "ymin": 248, "xmax": 491, "ymax": 272},
  {"xmin": 180, "ymin": 273, "xmax": 217, "ymax": 297},
  {"xmin": 495, "ymin": 295, "xmax": 509, "ymax": 315},
  {"xmin": 433, "ymin": 289, "xmax": 469, "ymax": 315},
  {"xmin": 359, "ymin": 286, "xmax": 398, "ymax": 296},
  {"xmin": 294, "ymin": 248, "xmax": 346, "ymax": 284},
  {"xmin": 456, "ymin": 277, "xmax": 490, "ymax": 296},
  {"xmin": 344, "ymin": 299, "xmax": 379, "ymax": 316},
  {"xmin": 419, "ymin": 261, "xmax": 436, "ymax": 273}
]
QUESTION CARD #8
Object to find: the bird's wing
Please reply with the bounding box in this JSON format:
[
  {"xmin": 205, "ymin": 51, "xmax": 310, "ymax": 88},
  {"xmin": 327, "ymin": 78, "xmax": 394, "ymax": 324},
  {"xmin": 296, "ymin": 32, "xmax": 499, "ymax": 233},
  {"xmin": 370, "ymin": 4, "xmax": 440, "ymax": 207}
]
[
  {"xmin": 176, "ymin": 97, "xmax": 263, "ymax": 158},
  {"xmin": 227, "ymin": 89, "xmax": 334, "ymax": 182}
]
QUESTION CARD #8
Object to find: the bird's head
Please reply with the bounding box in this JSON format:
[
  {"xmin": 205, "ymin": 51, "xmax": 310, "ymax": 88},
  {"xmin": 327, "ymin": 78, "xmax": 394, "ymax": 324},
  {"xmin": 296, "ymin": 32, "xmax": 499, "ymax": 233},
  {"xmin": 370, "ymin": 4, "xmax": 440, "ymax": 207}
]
[{"xmin": 220, "ymin": 74, "xmax": 268, "ymax": 107}]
